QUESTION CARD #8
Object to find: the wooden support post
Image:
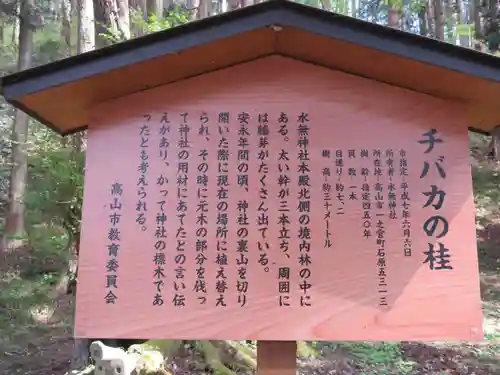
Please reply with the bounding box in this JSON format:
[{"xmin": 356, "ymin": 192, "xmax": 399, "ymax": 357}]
[{"xmin": 257, "ymin": 341, "xmax": 297, "ymax": 375}]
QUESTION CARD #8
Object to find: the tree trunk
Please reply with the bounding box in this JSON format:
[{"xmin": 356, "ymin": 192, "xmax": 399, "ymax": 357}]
[
  {"xmin": 418, "ymin": 4, "xmax": 428, "ymax": 35},
  {"xmin": 71, "ymin": 0, "xmax": 78, "ymax": 17},
  {"xmin": 320, "ymin": 0, "xmax": 331, "ymax": 11},
  {"xmin": 228, "ymin": 0, "xmax": 239, "ymax": 11},
  {"xmin": 455, "ymin": 0, "xmax": 469, "ymax": 46},
  {"xmin": 71, "ymin": 337, "xmax": 92, "ymax": 372},
  {"xmin": 62, "ymin": 0, "xmax": 72, "ymax": 55},
  {"xmin": 213, "ymin": 0, "xmax": 223, "ymax": 14},
  {"xmin": 72, "ymin": 133, "xmax": 84, "ymax": 152},
  {"xmin": 10, "ymin": 2, "xmax": 19, "ymax": 57},
  {"xmin": 67, "ymin": 231, "xmax": 92, "ymax": 372},
  {"xmin": 2, "ymin": 0, "xmax": 35, "ymax": 252},
  {"xmin": 433, "ymin": 0, "xmax": 445, "ymax": 40},
  {"xmin": 69, "ymin": 2, "xmax": 95, "ymax": 371},
  {"xmin": 0, "ymin": 18, "xmax": 4, "ymax": 44},
  {"xmin": 387, "ymin": 0, "xmax": 401, "ymax": 28},
  {"xmin": 162, "ymin": 0, "xmax": 173, "ymax": 12},
  {"xmin": 472, "ymin": 0, "xmax": 482, "ymax": 49},
  {"xmin": 78, "ymin": 0, "xmax": 95, "ymax": 52},
  {"xmin": 146, "ymin": 0, "xmax": 161, "ymax": 17},
  {"xmin": 198, "ymin": 0, "xmax": 210, "ymax": 18},
  {"xmin": 116, "ymin": 0, "xmax": 130, "ymax": 40},
  {"xmin": 94, "ymin": 0, "xmax": 129, "ymax": 47},
  {"xmin": 129, "ymin": 0, "xmax": 146, "ymax": 37},
  {"xmin": 94, "ymin": 0, "xmax": 116, "ymax": 47},
  {"xmin": 350, "ymin": 0, "xmax": 357, "ymax": 18},
  {"xmin": 185, "ymin": 0, "xmax": 199, "ymax": 20},
  {"xmin": 426, "ymin": 0, "xmax": 435, "ymax": 37}
]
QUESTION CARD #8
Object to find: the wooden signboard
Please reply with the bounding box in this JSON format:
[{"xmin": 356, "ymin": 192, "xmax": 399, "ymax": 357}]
[{"xmin": 74, "ymin": 56, "xmax": 482, "ymax": 341}]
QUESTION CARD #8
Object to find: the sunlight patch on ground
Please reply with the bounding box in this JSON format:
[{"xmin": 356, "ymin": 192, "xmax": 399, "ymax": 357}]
[{"xmin": 29, "ymin": 304, "xmax": 56, "ymax": 324}]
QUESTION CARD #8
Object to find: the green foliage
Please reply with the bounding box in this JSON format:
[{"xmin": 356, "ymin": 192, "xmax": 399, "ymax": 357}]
[
  {"xmin": 456, "ymin": 23, "xmax": 475, "ymax": 37},
  {"xmin": 0, "ymin": 268, "xmax": 58, "ymax": 342},
  {"xmin": 100, "ymin": 6, "xmax": 190, "ymax": 43},
  {"xmin": 2, "ymin": 2, "xmax": 500, "ymax": 373},
  {"xmin": 0, "ymin": 125, "xmax": 83, "ymax": 343},
  {"xmin": 130, "ymin": 6, "xmax": 190, "ymax": 34},
  {"xmin": 33, "ymin": 21, "xmax": 67, "ymax": 64},
  {"xmin": 408, "ymin": 0, "xmax": 427, "ymax": 13},
  {"xmin": 309, "ymin": 341, "xmax": 417, "ymax": 374},
  {"xmin": 485, "ymin": 32, "xmax": 500, "ymax": 52},
  {"xmin": 26, "ymin": 146, "xmax": 84, "ymax": 239},
  {"xmin": 0, "ymin": 22, "xmax": 68, "ymax": 71}
]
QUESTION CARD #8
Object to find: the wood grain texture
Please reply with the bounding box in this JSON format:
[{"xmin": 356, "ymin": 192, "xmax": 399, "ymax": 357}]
[
  {"xmin": 277, "ymin": 27, "xmax": 500, "ymax": 132},
  {"xmin": 257, "ymin": 341, "xmax": 296, "ymax": 375},
  {"xmin": 15, "ymin": 25, "xmax": 500, "ymax": 134},
  {"xmin": 20, "ymin": 28, "xmax": 276, "ymax": 134},
  {"xmin": 75, "ymin": 56, "xmax": 482, "ymax": 341}
]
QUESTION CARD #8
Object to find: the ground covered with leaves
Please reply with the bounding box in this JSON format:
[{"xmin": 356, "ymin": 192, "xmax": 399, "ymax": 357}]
[{"xmin": 2, "ymin": 146, "xmax": 500, "ymax": 375}]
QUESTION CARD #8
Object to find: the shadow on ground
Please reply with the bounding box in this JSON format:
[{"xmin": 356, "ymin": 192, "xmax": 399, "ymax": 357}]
[{"xmin": 3, "ymin": 161, "xmax": 500, "ymax": 375}]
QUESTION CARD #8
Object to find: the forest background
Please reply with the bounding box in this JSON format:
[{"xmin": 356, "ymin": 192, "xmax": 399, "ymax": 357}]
[{"xmin": 1, "ymin": 0, "xmax": 500, "ymax": 373}]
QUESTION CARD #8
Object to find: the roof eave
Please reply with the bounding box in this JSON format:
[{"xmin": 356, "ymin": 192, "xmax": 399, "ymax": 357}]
[{"xmin": 3, "ymin": 0, "xmax": 500, "ymax": 100}]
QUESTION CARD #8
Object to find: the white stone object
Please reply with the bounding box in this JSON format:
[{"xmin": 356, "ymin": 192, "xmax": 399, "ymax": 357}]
[{"xmin": 90, "ymin": 341, "xmax": 128, "ymax": 362}]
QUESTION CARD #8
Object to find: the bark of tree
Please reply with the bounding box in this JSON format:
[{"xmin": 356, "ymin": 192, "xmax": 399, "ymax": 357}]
[
  {"xmin": 350, "ymin": 0, "xmax": 357, "ymax": 18},
  {"xmin": 228, "ymin": 0, "xmax": 239, "ymax": 11},
  {"xmin": 11, "ymin": 5, "xmax": 17, "ymax": 45},
  {"xmin": 2, "ymin": 0, "xmax": 35, "ymax": 252},
  {"xmin": 146, "ymin": 0, "xmax": 161, "ymax": 17},
  {"xmin": 61, "ymin": 0, "xmax": 72, "ymax": 54},
  {"xmin": 162, "ymin": 0, "xmax": 173, "ymax": 12},
  {"xmin": 198, "ymin": 0, "xmax": 210, "ymax": 18},
  {"xmin": 433, "ymin": 0, "xmax": 445, "ymax": 40},
  {"xmin": 456, "ymin": 0, "xmax": 469, "ymax": 46},
  {"xmin": 93, "ymin": 0, "xmax": 130, "ymax": 48},
  {"xmin": 69, "ymin": 1, "xmax": 95, "ymax": 370},
  {"xmin": 186, "ymin": 0, "xmax": 199, "ymax": 20},
  {"xmin": 418, "ymin": 4, "xmax": 428, "ymax": 35},
  {"xmin": 387, "ymin": 0, "xmax": 400, "ymax": 28},
  {"xmin": 426, "ymin": 0, "xmax": 435, "ymax": 37},
  {"xmin": 320, "ymin": 0, "xmax": 331, "ymax": 11},
  {"xmin": 116, "ymin": 0, "xmax": 130, "ymax": 39},
  {"xmin": 129, "ymin": 0, "xmax": 146, "ymax": 37},
  {"xmin": 93, "ymin": 0, "xmax": 109, "ymax": 47},
  {"xmin": 473, "ymin": 0, "xmax": 483, "ymax": 49},
  {"xmin": 0, "ymin": 18, "xmax": 4, "ymax": 44},
  {"xmin": 68, "ymin": 232, "xmax": 91, "ymax": 372}
]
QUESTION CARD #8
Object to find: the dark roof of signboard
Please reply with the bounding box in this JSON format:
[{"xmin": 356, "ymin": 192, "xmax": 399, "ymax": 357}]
[{"xmin": 1, "ymin": 0, "xmax": 500, "ymax": 135}]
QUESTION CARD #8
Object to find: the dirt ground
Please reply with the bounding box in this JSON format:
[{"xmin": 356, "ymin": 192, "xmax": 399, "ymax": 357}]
[
  {"xmin": 2, "ymin": 205, "xmax": 500, "ymax": 375},
  {"xmin": 1, "ymin": 287, "xmax": 500, "ymax": 375},
  {"xmin": 0, "ymin": 294, "xmax": 74, "ymax": 375}
]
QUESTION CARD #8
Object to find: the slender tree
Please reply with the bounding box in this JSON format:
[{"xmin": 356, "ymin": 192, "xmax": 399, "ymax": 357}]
[{"xmin": 2, "ymin": 0, "xmax": 36, "ymax": 252}]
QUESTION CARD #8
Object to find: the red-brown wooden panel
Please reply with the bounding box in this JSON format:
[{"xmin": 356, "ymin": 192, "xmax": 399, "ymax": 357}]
[{"xmin": 74, "ymin": 56, "xmax": 482, "ymax": 341}]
